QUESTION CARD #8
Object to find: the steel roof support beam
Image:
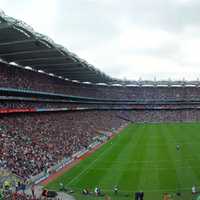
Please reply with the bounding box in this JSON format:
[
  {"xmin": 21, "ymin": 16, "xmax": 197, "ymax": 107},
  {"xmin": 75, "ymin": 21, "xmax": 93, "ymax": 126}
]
[
  {"xmin": 46, "ymin": 69, "xmax": 88, "ymax": 73},
  {"xmin": 62, "ymin": 72, "xmax": 111, "ymax": 78},
  {"xmin": 14, "ymin": 56, "xmax": 71, "ymax": 63},
  {"xmin": 0, "ymin": 22, "xmax": 15, "ymax": 30},
  {"xmin": 62, "ymin": 72, "xmax": 92, "ymax": 77},
  {"xmin": 0, "ymin": 17, "xmax": 7, "ymax": 23},
  {"xmin": 20, "ymin": 62, "xmax": 79, "ymax": 68},
  {"xmin": 0, "ymin": 48, "xmax": 57, "ymax": 56},
  {"xmin": 40, "ymin": 66, "xmax": 85, "ymax": 71},
  {"xmin": 34, "ymin": 67, "xmax": 80, "ymax": 72},
  {"xmin": 49, "ymin": 70, "xmax": 93, "ymax": 74},
  {"xmin": 0, "ymin": 39, "xmax": 36, "ymax": 46},
  {"xmin": 64, "ymin": 73, "xmax": 110, "ymax": 81},
  {"xmin": 32, "ymin": 63, "xmax": 79, "ymax": 68},
  {"xmin": 64, "ymin": 75, "xmax": 100, "ymax": 80},
  {"xmin": 62, "ymin": 74, "xmax": 97, "ymax": 78},
  {"xmin": 68, "ymin": 78, "xmax": 103, "ymax": 83}
]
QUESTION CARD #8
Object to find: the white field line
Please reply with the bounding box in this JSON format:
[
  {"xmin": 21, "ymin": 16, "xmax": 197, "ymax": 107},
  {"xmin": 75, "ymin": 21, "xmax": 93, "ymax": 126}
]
[{"xmin": 67, "ymin": 142, "xmax": 114, "ymax": 186}]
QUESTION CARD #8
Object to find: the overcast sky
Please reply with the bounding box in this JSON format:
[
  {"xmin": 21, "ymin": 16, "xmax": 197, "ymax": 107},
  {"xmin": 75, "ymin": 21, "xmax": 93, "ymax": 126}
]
[{"xmin": 1, "ymin": 0, "xmax": 200, "ymax": 80}]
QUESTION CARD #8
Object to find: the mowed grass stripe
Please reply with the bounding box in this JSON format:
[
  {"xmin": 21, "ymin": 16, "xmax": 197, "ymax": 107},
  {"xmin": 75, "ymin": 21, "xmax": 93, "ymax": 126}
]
[
  {"xmin": 139, "ymin": 125, "xmax": 161, "ymax": 190},
  {"xmin": 164, "ymin": 124, "xmax": 198, "ymax": 189},
  {"xmin": 159, "ymin": 124, "xmax": 180, "ymax": 190},
  {"xmin": 46, "ymin": 123, "xmax": 200, "ymax": 200},
  {"xmin": 98, "ymin": 125, "xmax": 140, "ymax": 189},
  {"xmin": 174, "ymin": 124, "xmax": 200, "ymax": 188},
  {"xmin": 117, "ymin": 125, "xmax": 146, "ymax": 191}
]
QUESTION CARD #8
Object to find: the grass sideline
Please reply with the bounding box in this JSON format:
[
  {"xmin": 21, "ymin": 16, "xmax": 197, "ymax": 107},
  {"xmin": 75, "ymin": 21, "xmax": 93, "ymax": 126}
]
[{"xmin": 46, "ymin": 123, "xmax": 200, "ymax": 200}]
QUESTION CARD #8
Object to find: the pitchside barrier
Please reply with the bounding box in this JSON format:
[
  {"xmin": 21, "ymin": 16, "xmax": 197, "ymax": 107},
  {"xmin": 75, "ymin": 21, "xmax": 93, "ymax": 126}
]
[{"xmin": 29, "ymin": 136, "xmax": 109, "ymax": 185}]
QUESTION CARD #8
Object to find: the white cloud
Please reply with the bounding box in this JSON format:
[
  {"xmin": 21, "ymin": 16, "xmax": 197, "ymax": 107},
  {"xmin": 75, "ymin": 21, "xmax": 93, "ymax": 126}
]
[{"xmin": 176, "ymin": 0, "xmax": 193, "ymax": 4}]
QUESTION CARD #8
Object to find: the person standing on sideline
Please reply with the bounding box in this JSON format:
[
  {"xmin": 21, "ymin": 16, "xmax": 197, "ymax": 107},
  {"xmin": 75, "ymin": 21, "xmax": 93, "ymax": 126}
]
[
  {"xmin": 140, "ymin": 191, "xmax": 144, "ymax": 200},
  {"xmin": 192, "ymin": 185, "xmax": 196, "ymax": 195}
]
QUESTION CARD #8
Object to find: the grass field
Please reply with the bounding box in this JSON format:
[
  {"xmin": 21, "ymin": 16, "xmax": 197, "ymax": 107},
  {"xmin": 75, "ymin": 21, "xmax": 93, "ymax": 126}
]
[{"xmin": 46, "ymin": 123, "xmax": 200, "ymax": 200}]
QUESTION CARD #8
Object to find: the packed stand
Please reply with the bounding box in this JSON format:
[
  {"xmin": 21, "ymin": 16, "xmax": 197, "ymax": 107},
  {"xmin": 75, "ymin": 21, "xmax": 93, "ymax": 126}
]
[
  {"xmin": 1, "ymin": 62, "xmax": 200, "ymax": 100},
  {"xmin": 0, "ymin": 111, "xmax": 125, "ymax": 179},
  {"xmin": 119, "ymin": 110, "xmax": 200, "ymax": 123}
]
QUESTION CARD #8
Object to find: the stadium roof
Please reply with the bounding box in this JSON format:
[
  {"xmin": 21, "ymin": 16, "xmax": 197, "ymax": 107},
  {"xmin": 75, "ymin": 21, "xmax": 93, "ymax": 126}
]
[{"xmin": 0, "ymin": 10, "xmax": 114, "ymax": 84}]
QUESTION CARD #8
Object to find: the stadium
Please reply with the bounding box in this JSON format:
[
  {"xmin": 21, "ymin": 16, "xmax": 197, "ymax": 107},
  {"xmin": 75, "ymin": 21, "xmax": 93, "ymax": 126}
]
[{"xmin": 1, "ymin": 2, "xmax": 200, "ymax": 200}]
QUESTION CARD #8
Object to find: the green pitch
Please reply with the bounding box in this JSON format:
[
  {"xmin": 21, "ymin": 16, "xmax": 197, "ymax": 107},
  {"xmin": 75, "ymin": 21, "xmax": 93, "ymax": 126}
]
[{"xmin": 46, "ymin": 123, "xmax": 200, "ymax": 200}]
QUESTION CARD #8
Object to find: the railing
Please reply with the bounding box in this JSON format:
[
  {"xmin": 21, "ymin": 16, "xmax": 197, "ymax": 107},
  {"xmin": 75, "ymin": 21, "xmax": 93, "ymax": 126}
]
[{"xmin": 29, "ymin": 135, "xmax": 108, "ymax": 185}]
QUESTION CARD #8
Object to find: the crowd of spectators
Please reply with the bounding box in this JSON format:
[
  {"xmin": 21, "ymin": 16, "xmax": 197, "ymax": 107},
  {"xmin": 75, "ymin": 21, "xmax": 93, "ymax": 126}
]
[
  {"xmin": 1, "ymin": 62, "xmax": 200, "ymax": 100},
  {"xmin": 119, "ymin": 110, "xmax": 200, "ymax": 123},
  {"xmin": 0, "ymin": 111, "xmax": 125, "ymax": 179}
]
